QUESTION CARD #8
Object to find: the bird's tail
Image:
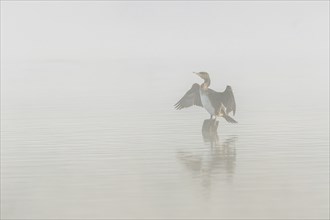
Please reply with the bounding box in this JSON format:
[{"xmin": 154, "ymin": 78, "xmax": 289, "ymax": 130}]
[{"xmin": 223, "ymin": 115, "xmax": 238, "ymax": 123}]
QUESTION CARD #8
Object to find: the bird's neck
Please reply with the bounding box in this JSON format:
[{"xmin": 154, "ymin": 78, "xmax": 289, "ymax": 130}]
[{"xmin": 201, "ymin": 78, "xmax": 210, "ymax": 89}]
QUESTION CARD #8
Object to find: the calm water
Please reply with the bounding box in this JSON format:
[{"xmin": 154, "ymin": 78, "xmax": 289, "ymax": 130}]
[{"xmin": 1, "ymin": 60, "xmax": 329, "ymax": 219}]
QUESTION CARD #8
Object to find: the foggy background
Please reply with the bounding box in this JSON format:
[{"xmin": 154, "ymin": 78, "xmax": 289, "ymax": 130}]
[{"xmin": 1, "ymin": 1, "xmax": 329, "ymax": 219}]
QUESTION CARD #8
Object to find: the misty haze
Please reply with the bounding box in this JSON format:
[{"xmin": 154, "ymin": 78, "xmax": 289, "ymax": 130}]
[{"xmin": 1, "ymin": 1, "xmax": 329, "ymax": 219}]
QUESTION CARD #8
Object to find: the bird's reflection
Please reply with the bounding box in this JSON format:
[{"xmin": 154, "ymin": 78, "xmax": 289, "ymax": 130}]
[
  {"xmin": 177, "ymin": 119, "xmax": 237, "ymax": 190},
  {"xmin": 202, "ymin": 119, "xmax": 219, "ymax": 145}
]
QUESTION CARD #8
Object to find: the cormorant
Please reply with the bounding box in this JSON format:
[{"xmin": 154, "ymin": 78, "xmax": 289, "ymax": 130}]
[{"xmin": 174, "ymin": 72, "xmax": 237, "ymax": 123}]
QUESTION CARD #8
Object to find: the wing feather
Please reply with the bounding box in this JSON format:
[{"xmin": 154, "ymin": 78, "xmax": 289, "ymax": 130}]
[
  {"xmin": 223, "ymin": 85, "xmax": 236, "ymax": 115},
  {"xmin": 209, "ymin": 85, "xmax": 236, "ymax": 115},
  {"xmin": 174, "ymin": 83, "xmax": 202, "ymax": 110}
]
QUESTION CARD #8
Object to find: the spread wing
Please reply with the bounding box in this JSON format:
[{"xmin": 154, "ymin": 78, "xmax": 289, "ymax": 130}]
[
  {"xmin": 174, "ymin": 83, "xmax": 203, "ymax": 110},
  {"xmin": 209, "ymin": 85, "xmax": 236, "ymax": 115}
]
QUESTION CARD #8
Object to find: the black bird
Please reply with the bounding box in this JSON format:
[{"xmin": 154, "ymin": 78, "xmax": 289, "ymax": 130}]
[{"xmin": 174, "ymin": 72, "xmax": 237, "ymax": 123}]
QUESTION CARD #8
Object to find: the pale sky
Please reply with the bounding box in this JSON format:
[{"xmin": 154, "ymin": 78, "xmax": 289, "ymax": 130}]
[{"xmin": 1, "ymin": 1, "xmax": 328, "ymax": 61}]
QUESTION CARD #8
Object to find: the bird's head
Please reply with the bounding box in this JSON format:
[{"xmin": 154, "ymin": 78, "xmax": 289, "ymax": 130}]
[{"xmin": 194, "ymin": 72, "xmax": 210, "ymax": 80}]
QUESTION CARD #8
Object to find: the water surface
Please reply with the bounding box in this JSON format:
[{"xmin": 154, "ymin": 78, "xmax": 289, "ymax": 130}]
[{"xmin": 1, "ymin": 60, "xmax": 329, "ymax": 219}]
